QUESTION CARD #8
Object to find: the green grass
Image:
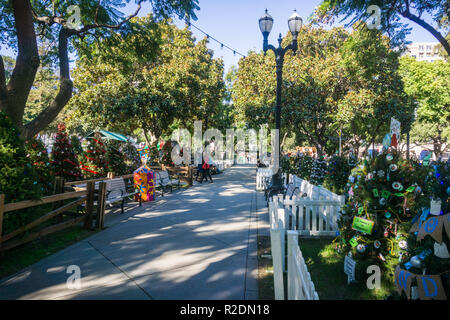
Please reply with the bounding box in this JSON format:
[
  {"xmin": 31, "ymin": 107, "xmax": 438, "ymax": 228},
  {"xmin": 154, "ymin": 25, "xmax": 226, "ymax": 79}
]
[
  {"xmin": 257, "ymin": 235, "xmax": 275, "ymax": 300},
  {"xmin": 0, "ymin": 225, "xmax": 97, "ymax": 279},
  {"xmin": 299, "ymin": 238, "xmax": 395, "ymax": 300}
]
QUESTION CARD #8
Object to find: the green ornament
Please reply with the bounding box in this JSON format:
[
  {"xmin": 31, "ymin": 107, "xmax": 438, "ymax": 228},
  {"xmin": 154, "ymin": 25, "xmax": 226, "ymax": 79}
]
[
  {"xmin": 381, "ymin": 190, "xmax": 391, "ymax": 199},
  {"xmin": 349, "ymin": 237, "xmax": 358, "ymax": 247},
  {"xmin": 406, "ymin": 186, "xmax": 415, "ymax": 193},
  {"xmin": 372, "ymin": 189, "xmax": 379, "ymax": 197},
  {"xmin": 358, "ymin": 207, "xmax": 364, "ymax": 215}
]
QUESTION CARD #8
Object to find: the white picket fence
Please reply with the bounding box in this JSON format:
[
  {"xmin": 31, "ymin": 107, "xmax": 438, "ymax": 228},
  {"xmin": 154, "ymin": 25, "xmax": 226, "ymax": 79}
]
[
  {"xmin": 269, "ymin": 203, "xmax": 319, "ymax": 300},
  {"xmin": 267, "ymin": 175, "xmax": 345, "ymax": 300},
  {"xmin": 287, "ymin": 231, "xmax": 319, "ymax": 300},
  {"xmin": 288, "ymin": 175, "xmax": 345, "ymax": 204},
  {"xmin": 256, "ymin": 167, "xmax": 274, "ymax": 191}
]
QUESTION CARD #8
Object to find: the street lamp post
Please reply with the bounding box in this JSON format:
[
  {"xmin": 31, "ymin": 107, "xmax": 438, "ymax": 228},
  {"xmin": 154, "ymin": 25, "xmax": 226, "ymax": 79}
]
[{"xmin": 259, "ymin": 9, "xmax": 302, "ymax": 194}]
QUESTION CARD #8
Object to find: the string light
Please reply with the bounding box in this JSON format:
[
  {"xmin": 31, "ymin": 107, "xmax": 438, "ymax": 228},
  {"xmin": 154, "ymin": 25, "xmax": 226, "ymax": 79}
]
[{"xmin": 185, "ymin": 18, "xmax": 246, "ymax": 58}]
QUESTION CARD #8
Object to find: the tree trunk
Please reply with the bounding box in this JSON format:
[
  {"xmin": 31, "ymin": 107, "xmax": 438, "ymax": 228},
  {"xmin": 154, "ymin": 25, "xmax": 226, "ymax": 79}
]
[{"xmin": 3, "ymin": 0, "xmax": 40, "ymax": 131}]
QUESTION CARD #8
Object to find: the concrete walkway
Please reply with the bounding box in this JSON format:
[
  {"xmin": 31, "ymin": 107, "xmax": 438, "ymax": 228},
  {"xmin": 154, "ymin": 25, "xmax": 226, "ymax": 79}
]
[{"xmin": 0, "ymin": 165, "xmax": 270, "ymax": 300}]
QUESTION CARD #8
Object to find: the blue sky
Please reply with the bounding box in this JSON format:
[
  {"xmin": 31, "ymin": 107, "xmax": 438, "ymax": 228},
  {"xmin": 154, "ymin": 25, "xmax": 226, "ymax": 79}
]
[{"xmin": 1, "ymin": 0, "xmax": 440, "ymax": 74}]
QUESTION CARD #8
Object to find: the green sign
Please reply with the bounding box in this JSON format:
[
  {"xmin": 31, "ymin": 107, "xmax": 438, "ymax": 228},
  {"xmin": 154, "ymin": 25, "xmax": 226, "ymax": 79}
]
[
  {"xmin": 352, "ymin": 216, "xmax": 374, "ymax": 235},
  {"xmin": 372, "ymin": 189, "xmax": 379, "ymax": 197},
  {"xmin": 349, "ymin": 237, "xmax": 358, "ymax": 247}
]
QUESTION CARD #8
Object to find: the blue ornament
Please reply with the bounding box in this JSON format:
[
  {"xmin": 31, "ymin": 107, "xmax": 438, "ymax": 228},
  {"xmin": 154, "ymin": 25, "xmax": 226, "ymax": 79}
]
[{"xmin": 447, "ymin": 187, "xmax": 450, "ymax": 195}]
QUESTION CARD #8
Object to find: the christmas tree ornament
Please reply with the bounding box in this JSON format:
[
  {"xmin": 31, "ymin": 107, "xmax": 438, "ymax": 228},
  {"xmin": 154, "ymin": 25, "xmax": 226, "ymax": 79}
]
[
  {"xmin": 379, "ymin": 198, "xmax": 387, "ymax": 206},
  {"xmin": 366, "ymin": 173, "xmax": 373, "ymax": 180},
  {"xmin": 349, "ymin": 237, "xmax": 358, "ymax": 247},
  {"xmin": 377, "ymin": 170, "xmax": 385, "ymax": 177},
  {"xmin": 409, "ymin": 255, "xmax": 421, "ymax": 268},
  {"xmin": 356, "ymin": 244, "xmax": 366, "ymax": 253},
  {"xmin": 398, "ymin": 240, "xmax": 408, "ymax": 250},
  {"xmin": 372, "ymin": 189, "xmax": 379, "ymax": 197},
  {"xmin": 378, "ymin": 253, "xmax": 386, "ymax": 262},
  {"xmin": 386, "ymin": 154, "xmax": 394, "ymax": 161},
  {"xmin": 374, "ymin": 240, "xmax": 381, "ymax": 249},
  {"xmin": 429, "ymin": 199, "xmax": 441, "ymax": 216},
  {"xmin": 433, "ymin": 242, "xmax": 450, "ymax": 258},
  {"xmin": 384, "ymin": 211, "xmax": 391, "ymax": 218},
  {"xmin": 389, "ymin": 164, "xmax": 398, "ymax": 172},
  {"xmin": 382, "ymin": 134, "xmax": 391, "ymax": 150},
  {"xmin": 392, "ymin": 182, "xmax": 403, "ymax": 190}
]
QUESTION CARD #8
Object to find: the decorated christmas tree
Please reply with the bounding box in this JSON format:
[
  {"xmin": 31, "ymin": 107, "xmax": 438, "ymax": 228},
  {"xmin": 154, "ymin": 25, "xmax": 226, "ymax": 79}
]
[
  {"xmin": 80, "ymin": 134, "xmax": 109, "ymax": 179},
  {"xmin": 123, "ymin": 139, "xmax": 141, "ymax": 172},
  {"xmin": 70, "ymin": 135, "xmax": 84, "ymax": 164},
  {"xmin": 51, "ymin": 123, "xmax": 82, "ymax": 181},
  {"xmin": 297, "ymin": 154, "xmax": 313, "ymax": 181},
  {"xmin": 335, "ymin": 148, "xmax": 431, "ymax": 291},
  {"xmin": 324, "ymin": 154, "xmax": 352, "ymax": 195},
  {"xmin": 394, "ymin": 160, "xmax": 450, "ymax": 300},
  {"xmin": 25, "ymin": 135, "xmax": 53, "ymax": 194},
  {"xmin": 161, "ymin": 140, "xmax": 174, "ymax": 166},
  {"xmin": 310, "ymin": 156, "xmax": 327, "ymax": 186},
  {"xmin": 105, "ymin": 140, "xmax": 127, "ymax": 176}
]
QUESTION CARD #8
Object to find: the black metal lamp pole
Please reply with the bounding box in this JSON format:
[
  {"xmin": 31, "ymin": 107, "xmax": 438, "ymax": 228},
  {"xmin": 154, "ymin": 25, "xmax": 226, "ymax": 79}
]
[{"xmin": 259, "ymin": 9, "xmax": 302, "ymax": 194}]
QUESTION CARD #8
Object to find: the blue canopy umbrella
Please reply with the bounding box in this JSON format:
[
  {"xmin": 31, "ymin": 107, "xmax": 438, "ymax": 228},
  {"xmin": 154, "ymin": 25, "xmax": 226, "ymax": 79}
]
[{"xmin": 84, "ymin": 130, "xmax": 128, "ymax": 142}]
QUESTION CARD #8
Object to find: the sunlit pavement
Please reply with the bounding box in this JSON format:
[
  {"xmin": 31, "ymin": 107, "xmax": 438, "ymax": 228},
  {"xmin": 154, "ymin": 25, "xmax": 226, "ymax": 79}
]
[{"xmin": 0, "ymin": 165, "xmax": 269, "ymax": 300}]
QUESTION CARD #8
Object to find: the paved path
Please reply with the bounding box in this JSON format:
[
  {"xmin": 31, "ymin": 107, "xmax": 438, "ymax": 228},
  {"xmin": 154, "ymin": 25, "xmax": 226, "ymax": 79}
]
[{"xmin": 0, "ymin": 165, "xmax": 269, "ymax": 300}]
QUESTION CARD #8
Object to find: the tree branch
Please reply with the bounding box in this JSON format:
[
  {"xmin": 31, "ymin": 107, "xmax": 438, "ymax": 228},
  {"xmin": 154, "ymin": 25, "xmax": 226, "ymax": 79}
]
[{"xmin": 400, "ymin": 8, "xmax": 450, "ymax": 56}]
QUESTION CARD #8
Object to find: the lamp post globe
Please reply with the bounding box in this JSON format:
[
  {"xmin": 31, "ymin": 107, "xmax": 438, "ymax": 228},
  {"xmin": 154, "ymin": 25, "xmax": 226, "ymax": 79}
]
[{"xmin": 288, "ymin": 9, "xmax": 302, "ymax": 40}]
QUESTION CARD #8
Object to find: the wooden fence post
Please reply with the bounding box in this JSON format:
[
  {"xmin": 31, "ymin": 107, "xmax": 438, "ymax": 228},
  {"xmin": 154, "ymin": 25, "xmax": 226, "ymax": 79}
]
[
  {"xmin": 188, "ymin": 166, "xmax": 193, "ymax": 186},
  {"xmin": 95, "ymin": 182, "xmax": 107, "ymax": 229},
  {"xmin": 84, "ymin": 181, "xmax": 95, "ymax": 229},
  {"xmin": 53, "ymin": 177, "xmax": 65, "ymax": 223},
  {"xmin": 0, "ymin": 194, "xmax": 4, "ymax": 252}
]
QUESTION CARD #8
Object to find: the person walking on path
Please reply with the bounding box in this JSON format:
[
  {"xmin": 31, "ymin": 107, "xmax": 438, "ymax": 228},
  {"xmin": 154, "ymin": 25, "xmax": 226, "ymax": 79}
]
[{"xmin": 201, "ymin": 152, "xmax": 213, "ymax": 183}]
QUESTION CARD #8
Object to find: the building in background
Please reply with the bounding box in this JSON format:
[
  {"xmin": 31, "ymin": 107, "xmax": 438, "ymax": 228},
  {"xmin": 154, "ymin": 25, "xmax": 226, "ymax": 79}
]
[{"xmin": 403, "ymin": 42, "xmax": 445, "ymax": 62}]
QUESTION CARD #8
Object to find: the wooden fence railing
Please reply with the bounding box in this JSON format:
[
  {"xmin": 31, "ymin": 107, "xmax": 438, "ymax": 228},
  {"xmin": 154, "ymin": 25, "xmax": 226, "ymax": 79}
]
[
  {"xmin": 0, "ymin": 180, "xmax": 100, "ymax": 253},
  {"xmin": 0, "ymin": 166, "xmax": 196, "ymax": 253}
]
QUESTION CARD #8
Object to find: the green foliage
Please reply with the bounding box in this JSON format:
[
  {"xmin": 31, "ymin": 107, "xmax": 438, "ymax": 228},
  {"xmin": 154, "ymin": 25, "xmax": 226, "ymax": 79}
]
[
  {"xmin": 25, "ymin": 136, "xmax": 53, "ymax": 194},
  {"xmin": 232, "ymin": 24, "xmax": 412, "ymax": 156},
  {"xmin": 313, "ymin": 0, "xmax": 448, "ymax": 51},
  {"xmin": 0, "ymin": 112, "xmax": 44, "ymax": 235},
  {"xmin": 67, "ymin": 16, "xmax": 224, "ymax": 142},
  {"xmin": 0, "ymin": 112, "xmax": 43, "ymax": 204},
  {"xmin": 399, "ymin": 56, "xmax": 450, "ymax": 158},
  {"xmin": 336, "ymin": 149, "xmax": 431, "ymax": 291},
  {"xmin": 51, "ymin": 124, "xmax": 82, "ymax": 181}
]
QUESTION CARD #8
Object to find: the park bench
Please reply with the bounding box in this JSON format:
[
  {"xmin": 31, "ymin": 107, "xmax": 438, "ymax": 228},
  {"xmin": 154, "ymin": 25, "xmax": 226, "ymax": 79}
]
[
  {"xmin": 154, "ymin": 170, "xmax": 180, "ymax": 196},
  {"xmin": 104, "ymin": 178, "xmax": 139, "ymax": 214},
  {"xmin": 70, "ymin": 177, "xmax": 139, "ymax": 214}
]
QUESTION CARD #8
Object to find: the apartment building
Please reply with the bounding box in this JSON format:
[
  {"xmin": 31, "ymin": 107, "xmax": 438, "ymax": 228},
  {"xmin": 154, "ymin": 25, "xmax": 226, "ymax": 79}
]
[{"xmin": 403, "ymin": 42, "xmax": 445, "ymax": 62}]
